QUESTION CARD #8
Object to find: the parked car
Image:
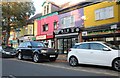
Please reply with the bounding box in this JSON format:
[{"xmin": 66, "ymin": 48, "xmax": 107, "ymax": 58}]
[
  {"xmin": 67, "ymin": 41, "xmax": 120, "ymax": 71},
  {"xmin": 0, "ymin": 46, "xmax": 17, "ymax": 58},
  {"xmin": 16, "ymin": 41, "xmax": 58, "ymax": 62}
]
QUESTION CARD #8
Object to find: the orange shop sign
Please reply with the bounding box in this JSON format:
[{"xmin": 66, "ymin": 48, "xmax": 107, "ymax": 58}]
[{"xmin": 36, "ymin": 35, "xmax": 46, "ymax": 40}]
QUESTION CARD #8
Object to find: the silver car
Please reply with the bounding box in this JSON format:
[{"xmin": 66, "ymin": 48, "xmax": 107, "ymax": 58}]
[{"xmin": 0, "ymin": 46, "xmax": 17, "ymax": 58}]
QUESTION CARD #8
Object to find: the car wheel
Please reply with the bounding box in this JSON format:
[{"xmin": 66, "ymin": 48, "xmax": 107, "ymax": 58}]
[
  {"xmin": 18, "ymin": 52, "xmax": 23, "ymax": 60},
  {"xmin": 33, "ymin": 53, "xmax": 40, "ymax": 63},
  {"xmin": 69, "ymin": 56, "xmax": 78, "ymax": 66},
  {"xmin": 49, "ymin": 58, "xmax": 56, "ymax": 62},
  {"xmin": 112, "ymin": 58, "xmax": 120, "ymax": 71}
]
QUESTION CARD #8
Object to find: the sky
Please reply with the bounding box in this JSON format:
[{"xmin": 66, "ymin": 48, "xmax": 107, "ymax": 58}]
[{"xmin": 32, "ymin": 0, "xmax": 84, "ymax": 15}]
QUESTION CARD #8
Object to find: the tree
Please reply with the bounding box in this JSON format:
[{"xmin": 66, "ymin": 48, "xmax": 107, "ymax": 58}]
[{"xmin": 2, "ymin": 2, "xmax": 35, "ymax": 45}]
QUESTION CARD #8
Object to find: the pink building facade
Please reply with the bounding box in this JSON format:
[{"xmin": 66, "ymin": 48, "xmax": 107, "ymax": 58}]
[{"xmin": 36, "ymin": 12, "xmax": 58, "ymax": 48}]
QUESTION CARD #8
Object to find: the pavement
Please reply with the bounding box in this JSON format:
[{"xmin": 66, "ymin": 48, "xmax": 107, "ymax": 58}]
[{"xmin": 56, "ymin": 54, "xmax": 67, "ymax": 62}]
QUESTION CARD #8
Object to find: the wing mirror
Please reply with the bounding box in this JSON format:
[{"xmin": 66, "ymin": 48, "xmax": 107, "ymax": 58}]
[{"xmin": 103, "ymin": 48, "xmax": 111, "ymax": 51}]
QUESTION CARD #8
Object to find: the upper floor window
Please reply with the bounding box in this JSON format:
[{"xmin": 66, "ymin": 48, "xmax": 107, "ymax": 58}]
[
  {"xmin": 44, "ymin": 6, "xmax": 46, "ymax": 15},
  {"xmin": 43, "ymin": 24, "xmax": 48, "ymax": 31},
  {"xmin": 54, "ymin": 21, "xmax": 57, "ymax": 29},
  {"xmin": 61, "ymin": 15, "xmax": 74, "ymax": 29},
  {"xmin": 95, "ymin": 6, "xmax": 114, "ymax": 20},
  {"xmin": 43, "ymin": 5, "xmax": 49, "ymax": 15},
  {"xmin": 47, "ymin": 5, "xmax": 49, "ymax": 14}
]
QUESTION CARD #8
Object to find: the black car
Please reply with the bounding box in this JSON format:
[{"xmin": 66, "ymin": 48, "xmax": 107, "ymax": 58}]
[
  {"xmin": 16, "ymin": 41, "xmax": 58, "ymax": 62},
  {"xmin": 0, "ymin": 46, "xmax": 17, "ymax": 58}
]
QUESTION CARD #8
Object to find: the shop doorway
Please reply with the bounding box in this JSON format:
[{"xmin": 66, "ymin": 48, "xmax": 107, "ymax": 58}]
[
  {"xmin": 63, "ymin": 39, "xmax": 72, "ymax": 54},
  {"xmin": 58, "ymin": 38, "xmax": 78, "ymax": 54}
]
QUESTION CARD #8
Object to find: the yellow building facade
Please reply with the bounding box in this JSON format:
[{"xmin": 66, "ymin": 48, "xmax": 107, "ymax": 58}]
[
  {"xmin": 34, "ymin": 20, "xmax": 38, "ymax": 36},
  {"xmin": 83, "ymin": 1, "xmax": 120, "ymax": 48},
  {"xmin": 84, "ymin": 1, "xmax": 119, "ymax": 28}
]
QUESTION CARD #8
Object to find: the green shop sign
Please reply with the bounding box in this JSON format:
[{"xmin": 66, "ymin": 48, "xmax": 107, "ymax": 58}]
[
  {"xmin": 32, "ymin": 37, "xmax": 36, "ymax": 41},
  {"xmin": 10, "ymin": 40, "xmax": 17, "ymax": 43},
  {"xmin": 87, "ymin": 30, "xmax": 115, "ymax": 36}
]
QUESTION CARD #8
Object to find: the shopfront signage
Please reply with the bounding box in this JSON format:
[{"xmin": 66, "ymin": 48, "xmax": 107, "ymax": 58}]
[
  {"xmin": 61, "ymin": 30, "xmax": 63, "ymax": 33},
  {"xmin": 71, "ymin": 28, "xmax": 74, "ymax": 32},
  {"xmin": 86, "ymin": 30, "xmax": 116, "ymax": 36},
  {"xmin": 61, "ymin": 28, "xmax": 80, "ymax": 34},
  {"xmin": 67, "ymin": 29, "xmax": 69, "ymax": 32},
  {"xmin": 76, "ymin": 28, "xmax": 80, "ymax": 32},
  {"xmin": 82, "ymin": 31, "xmax": 87, "ymax": 36},
  {"xmin": 106, "ymin": 37, "xmax": 113, "ymax": 41},
  {"xmin": 36, "ymin": 35, "xmax": 46, "ymax": 40},
  {"xmin": 111, "ymin": 24, "xmax": 117, "ymax": 29}
]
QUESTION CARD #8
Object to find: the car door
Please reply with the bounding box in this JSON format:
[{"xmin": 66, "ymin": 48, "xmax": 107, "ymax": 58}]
[
  {"xmin": 18, "ymin": 42, "xmax": 26, "ymax": 56},
  {"xmin": 76, "ymin": 43, "xmax": 92, "ymax": 64},
  {"xmin": 24, "ymin": 42, "xmax": 33, "ymax": 57},
  {"xmin": 89, "ymin": 43, "xmax": 112, "ymax": 66}
]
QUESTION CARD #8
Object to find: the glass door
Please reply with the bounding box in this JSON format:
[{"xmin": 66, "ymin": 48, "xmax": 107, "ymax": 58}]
[
  {"xmin": 63, "ymin": 38, "xmax": 72, "ymax": 54},
  {"xmin": 63, "ymin": 39, "xmax": 67, "ymax": 54}
]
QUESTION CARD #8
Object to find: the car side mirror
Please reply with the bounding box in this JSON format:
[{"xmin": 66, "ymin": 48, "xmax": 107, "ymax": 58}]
[
  {"xmin": 28, "ymin": 46, "xmax": 32, "ymax": 48},
  {"xmin": 103, "ymin": 48, "xmax": 111, "ymax": 51}
]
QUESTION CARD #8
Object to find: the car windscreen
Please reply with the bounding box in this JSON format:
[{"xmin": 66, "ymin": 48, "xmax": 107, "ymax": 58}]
[
  {"xmin": 31, "ymin": 42, "xmax": 45, "ymax": 48},
  {"xmin": 2, "ymin": 46, "xmax": 15, "ymax": 51},
  {"xmin": 104, "ymin": 42, "xmax": 119, "ymax": 50}
]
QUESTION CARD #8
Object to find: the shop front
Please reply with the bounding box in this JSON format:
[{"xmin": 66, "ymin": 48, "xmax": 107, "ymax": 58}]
[
  {"xmin": 82, "ymin": 23, "xmax": 120, "ymax": 48},
  {"xmin": 36, "ymin": 33, "xmax": 54, "ymax": 48},
  {"xmin": 54, "ymin": 27, "xmax": 81, "ymax": 54}
]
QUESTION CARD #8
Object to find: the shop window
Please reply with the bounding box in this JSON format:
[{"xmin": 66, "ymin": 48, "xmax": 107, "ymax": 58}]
[
  {"xmin": 58, "ymin": 39, "xmax": 63, "ymax": 53},
  {"xmin": 43, "ymin": 24, "xmax": 48, "ymax": 31}
]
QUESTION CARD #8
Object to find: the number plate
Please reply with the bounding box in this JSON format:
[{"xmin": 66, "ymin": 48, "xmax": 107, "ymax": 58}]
[
  {"xmin": 50, "ymin": 55, "xmax": 55, "ymax": 57},
  {"xmin": 5, "ymin": 52, "xmax": 10, "ymax": 54}
]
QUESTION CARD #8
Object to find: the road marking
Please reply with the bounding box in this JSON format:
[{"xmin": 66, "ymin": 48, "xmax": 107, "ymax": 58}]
[{"xmin": 7, "ymin": 58, "xmax": 119, "ymax": 76}]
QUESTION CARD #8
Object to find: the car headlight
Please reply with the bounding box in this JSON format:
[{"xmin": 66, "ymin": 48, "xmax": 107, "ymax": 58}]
[
  {"xmin": 41, "ymin": 50, "xmax": 47, "ymax": 53},
  {"xmin": 5, "ymin": 52, "xmax": 10, "ymax": 54},
  {"xmin": 2, "ymin": 50, "xmax": 5, "ymax": 53}
]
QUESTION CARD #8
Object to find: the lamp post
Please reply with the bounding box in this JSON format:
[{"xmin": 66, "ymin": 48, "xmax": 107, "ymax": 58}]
[
  {"xmin": 16, "ymin": 28, "xmax": 21, "ymax": 45},
  {"xmin": 111, "ymin": 24, "xmax": 117, "ymax": 46},
  {"xmin": 79, "ymin": 16, "xmax": 86, "ymax": 42}
]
